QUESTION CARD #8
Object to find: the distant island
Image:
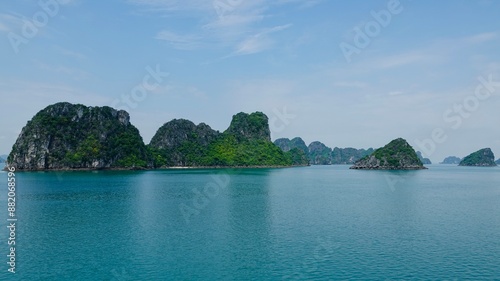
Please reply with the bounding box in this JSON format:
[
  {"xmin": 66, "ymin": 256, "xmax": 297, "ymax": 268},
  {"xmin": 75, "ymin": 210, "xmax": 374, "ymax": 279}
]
[
  {"xmin": 496, "ymin": 159, "xmax": 500, "ymax": 165},
  {"xmin": 4, "ymin": 102, "xmax": 308, "ymax": 171},
  {"xmin": 350, "ymin": 138, "xmax": 427, "ymax": 170},
  {"xmin": 274, "ymin": 137, "xmax": 374, "ymax": 165},
  {"xmin": 459, "ymin": 148, "xmax": 497, "ymax": 167},
  {"xmin": 440, "ymin": 156, "xmax": 461, "ymax": 164},
  {"xmin": 416, "ymin": 151, "xmax": 432, "ymax": 164}
]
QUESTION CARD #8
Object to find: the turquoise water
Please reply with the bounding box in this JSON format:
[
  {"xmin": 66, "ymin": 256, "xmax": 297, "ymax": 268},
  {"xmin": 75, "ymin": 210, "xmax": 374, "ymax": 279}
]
[{"xmin": 0, "ymin": 164, "xmax": 499, "ymax": 280}]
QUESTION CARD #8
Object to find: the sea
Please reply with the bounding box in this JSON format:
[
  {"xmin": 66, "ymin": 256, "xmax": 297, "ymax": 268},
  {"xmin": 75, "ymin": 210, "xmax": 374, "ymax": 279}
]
[{"xmin": 0, "ymin": 164, "xmax": 499, "ymax": 280}]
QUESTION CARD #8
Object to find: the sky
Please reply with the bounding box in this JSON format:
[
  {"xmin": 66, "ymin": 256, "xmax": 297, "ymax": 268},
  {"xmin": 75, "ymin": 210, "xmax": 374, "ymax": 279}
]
[{"xmin": 1, "ymin": 0, "xmax": 499, "ymax": 163}]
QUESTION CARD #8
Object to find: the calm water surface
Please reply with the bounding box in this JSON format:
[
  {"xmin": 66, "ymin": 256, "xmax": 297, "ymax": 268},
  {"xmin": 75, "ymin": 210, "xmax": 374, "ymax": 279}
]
[{"xmin": 0, "ymin": 164, "xmax": 499, "ymax": 280}]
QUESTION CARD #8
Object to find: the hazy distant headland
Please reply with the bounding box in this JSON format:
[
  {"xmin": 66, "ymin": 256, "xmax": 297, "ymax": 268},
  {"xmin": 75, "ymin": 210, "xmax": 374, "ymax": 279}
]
[{"xmin": 3, "ymin": 102, "xmax": 498, "ymax": 171}]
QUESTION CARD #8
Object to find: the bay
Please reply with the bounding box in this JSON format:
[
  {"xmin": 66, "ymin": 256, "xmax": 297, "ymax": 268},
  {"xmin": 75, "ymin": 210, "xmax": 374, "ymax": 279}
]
[{"xmin": 0, "ymin": 164, "xmax": 499, "ymax": 280}]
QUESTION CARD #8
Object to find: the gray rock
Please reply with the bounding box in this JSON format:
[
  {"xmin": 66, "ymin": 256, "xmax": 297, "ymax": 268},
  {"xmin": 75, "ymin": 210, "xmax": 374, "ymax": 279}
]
[{"xmin": 440, "ymin": 156, "xmax": 461, "ymax": 164}]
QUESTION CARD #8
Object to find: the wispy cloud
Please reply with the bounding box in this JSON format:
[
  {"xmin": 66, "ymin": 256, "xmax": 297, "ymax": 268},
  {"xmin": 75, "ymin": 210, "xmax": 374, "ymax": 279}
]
[
  {"xmin": 0, "ymin": 13, "xmax": 23, "ymax": 33},
  {"xmin": 0, "ymin": 22, "xmax": 9, "ymax": 32},
  {"xmin": 54, "ymin": 45, "xmax": 86, "ymax": 60},
  {"xmin": 34, "ymin": 61, "xmax": 90, "ymax": 80},
  {"xmin": 462, "ymin": 32, "xmax": 497, "ymax": 44},
  {"xmin": 128, "ymin": 0, "xmax": 211, "ymax": 13},
  {"xmin": 333, "ymin": 81, "xmax": 367, "ymax": 89},
  {"xmin": 375, "ymin": 52, "xmax": 430, "ymax": 69},
  {"xmin": 155, "ymin": 30, "xmax": 203, "ymax": 50},
  {"xmin": 129, "ymin": 0, "xmax": 315, "ymax": 57},
  {"xmin": 229, "ymin": 24, "xmax": 292, "ymax": 57}
]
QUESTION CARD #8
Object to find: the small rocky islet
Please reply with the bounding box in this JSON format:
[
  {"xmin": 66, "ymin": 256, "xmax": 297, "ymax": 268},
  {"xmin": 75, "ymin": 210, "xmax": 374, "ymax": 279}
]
[
  {"xmin": 349, "ymin": 138, "xmax": 427, "ymax": 170},
  {"xmin": 459, "ymin": 148, "xmax": 497, "ymax": 167}
]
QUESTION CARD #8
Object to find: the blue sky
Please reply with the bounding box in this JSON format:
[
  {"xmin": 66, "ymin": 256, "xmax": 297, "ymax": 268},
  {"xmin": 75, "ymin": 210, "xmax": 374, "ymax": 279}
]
[{"xmin": 1, "ymin": 0, "xmax": 500, "ymax": 162}]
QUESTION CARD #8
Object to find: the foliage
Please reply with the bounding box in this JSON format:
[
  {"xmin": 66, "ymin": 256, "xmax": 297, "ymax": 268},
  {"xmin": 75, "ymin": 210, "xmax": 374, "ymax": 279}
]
[
  {"xmin": 10, "ymin": 102, "xmax": 151, "ymax": 169},
  {"xmin": 150, "ymin": 133, "xmax": 295, "ymax": 167},
  {"xmin": 459, "ymin": 148, "xmax": 497, "ymax": 166},
  {"xmin": 308, "ymin": 141, "xmax": 332, "ymax": 165},
  {"xmin": 226, "ymin": 112, "xmax": 271, "ymax": 142},
  {"xmin": 372, "ymin": 138, "xmax": 422, "ymax": 167},
  {"xmin": 286, "ymin": 148, "xmax": 309, "ymax": 166},
  {"xmin": 149, "ymin": 112, "xmax": 294, "ymax": 168}
]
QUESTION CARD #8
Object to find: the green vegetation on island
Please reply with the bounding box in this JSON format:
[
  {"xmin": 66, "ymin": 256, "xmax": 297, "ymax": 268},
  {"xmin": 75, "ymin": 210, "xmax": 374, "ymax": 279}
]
[
  {"xmin": 459, "ymin": 148, "xmax": 497, "ymax": 167},
  {"xmin": 149, "ymin": 112, "xmax": 307, "ymax": 167},
  {"xmin": 6, "ymin": 104, "xmax": 306, "ymax": 170},
  {"xmin": 7, "ymin": 102, "xmax": 151, "ymax": 170},
  {"xmin": 308, "ymin": 141, "xmax": 333, "ymax": 165},
  {"xmin": 350, "ymin": 138, "xmax": 426, "ymax": 170},
  {"xmin": 5, "ymin": 103, "xmax": 498, "ymax": 171}
]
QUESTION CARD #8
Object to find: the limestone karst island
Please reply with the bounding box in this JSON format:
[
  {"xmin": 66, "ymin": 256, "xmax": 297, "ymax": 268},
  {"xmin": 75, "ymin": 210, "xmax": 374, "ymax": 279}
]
[{"xmin": 4, "ymin": 102, "xmax": 498, "ymax": 171}]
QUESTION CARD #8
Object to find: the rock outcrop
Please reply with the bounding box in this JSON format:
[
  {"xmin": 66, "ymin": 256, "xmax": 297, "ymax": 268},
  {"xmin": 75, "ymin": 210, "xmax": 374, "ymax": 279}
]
[
  {"xmin": 331, "ymin": 147, "xmax": 374, "ymax": 164},
  {"xmin": 273, "ymin": 137, "xmax": 309, "ymax": 166},
  {"xmin": 149, "ymin": 112, "xmax": 299, "ymax": 167},
  {"xmin": 459, "ymin": 148, "xmax": 497, "ymax": 167},
  {"xmin": 440, "ymin": 156, "xmax": 461, "ymax": 164},
  {"xmin": 416, "ymin": 151, "xmax": 432, "ymax": 164},
  {"xmin": 308, "ymin": 141, "xmax": 332, "ymax": 165},
  {"xmin": 149, "ymin": 119, "xmax": 220, "ymax": 166},
  {"xmin": 274, "ymin": 137, "xmax": 308, "ymax": 154},
  {"xmin": 226, "ymin": 112, "xmax": 271, "ymax": 142},
  {"xmin": 350, "ymin": 138, "xmax": 427, "ymax": 170},
  {"xmin": 6, "ymin": 102, "xmax": 151, "ymax": 170}
]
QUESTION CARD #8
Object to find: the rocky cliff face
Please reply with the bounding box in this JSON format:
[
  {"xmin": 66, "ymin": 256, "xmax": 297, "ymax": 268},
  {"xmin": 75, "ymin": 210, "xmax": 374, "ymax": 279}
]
[
  {"xmin": 308, "ymin": 141, "xmax": 332, "ymax": 165},
  {"xmin": 416, "ymin": 151, "xmax": 432, "ymax": 164},
  {"xmin": 459, "ymin": 148, "xmax": 497, "ymax": 167},
  {"xmin": 226, "ymin": 112, "xmax": 271, "ymax": 142},
  {"xmin": 440, "ymin": 156, "xmax": 461, "ymax": 164},
  {"xmin": 331, "ymin": 147, "xmax": 374, "ymax": 164},
  {"xmin": 350, "ymin": 138, "xmax": 426, "ymax": 170},
  {"xmin": 6, "ymin": 102, "xmax": 150, "ymax": 170},
  {"xmin": 274, "ymin": 137, "xmax": 308, "ymax": 154},
  {"xmin": 273, "ymin": 137, "xmax": 309, "ymax": 166}
]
